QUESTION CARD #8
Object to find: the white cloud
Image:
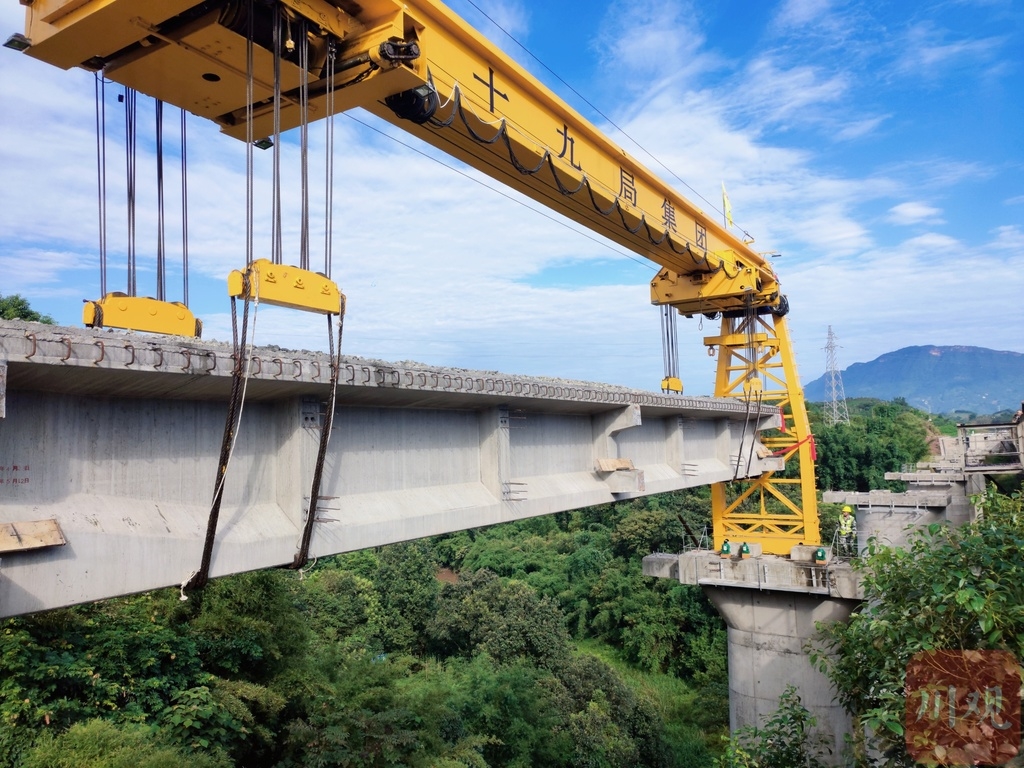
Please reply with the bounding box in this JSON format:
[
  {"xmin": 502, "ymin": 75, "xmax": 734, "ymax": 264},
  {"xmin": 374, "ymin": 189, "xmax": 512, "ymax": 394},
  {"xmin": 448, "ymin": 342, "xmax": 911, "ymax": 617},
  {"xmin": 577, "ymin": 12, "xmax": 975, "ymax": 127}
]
[
  {"xmin": 594, "ymin": 0, "xmax": 721, "ymax": 90},
  {"xmin": 773, "ymin": 0, "xmax": 833, "ymax": 28},
  {"xmin": 989, "ymin": 224, "xmax": 1024, "ymax": 251},
  {"xmin": 834, "ymin": 114, "xmax": 889, "ymax": 140},
  {"xmin": 895, "ymin": 22, "xmax": 1005, "ymax": 78},
  {"xmin": 880, "ymin": 159, "xmax": 992, "ymax": 191},
  {"xmin": 768, "ymin": 0, "xmax": 880, "ymax": 61},
  {"xmin": 736, "ymin": 58, "xmax": 848, "ymax": 130},
  {"xmin": 887, "ymin": 201, "xmax": 945, "ymax": 226},
  {"xmin": 475, "ymin": 0, "xmax": 530, "ymax": 40},
  {"xmin": 900, "ymin": 232, "xmax": 961, "ymax": 251},
  {"xmin": 601, "ymin": 81, "xmax": 884, "ymax": 261},
  {"xmin": 448, "ymin": 0, "xmax": 531, "ymax": 48},
  {"xmin": 0, "ymin": 247, "xmax": 96, "ymax": 294}
]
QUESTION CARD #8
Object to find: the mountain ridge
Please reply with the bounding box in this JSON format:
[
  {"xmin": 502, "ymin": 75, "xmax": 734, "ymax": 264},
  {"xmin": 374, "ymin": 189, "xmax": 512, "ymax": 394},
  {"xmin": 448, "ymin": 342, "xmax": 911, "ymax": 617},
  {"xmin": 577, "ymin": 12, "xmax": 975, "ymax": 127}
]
[{"xmin": 803, "ymin": 345, "xmax": 1024, "ymax": 415}]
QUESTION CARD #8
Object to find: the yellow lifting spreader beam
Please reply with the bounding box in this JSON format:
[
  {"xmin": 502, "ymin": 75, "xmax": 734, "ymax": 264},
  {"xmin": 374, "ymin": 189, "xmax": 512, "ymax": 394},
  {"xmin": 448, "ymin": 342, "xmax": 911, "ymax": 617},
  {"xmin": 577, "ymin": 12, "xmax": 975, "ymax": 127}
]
[
  {"xmin": 83, "ymin": 294, "xmax": 203, "ymax": 337},
  {"xmin": 19, "ymin": 0, "xmax": 816, "ymax": 551},
  {"xmin": 227, "ymin": 260, "xmax": 344, "ymax": 315}
]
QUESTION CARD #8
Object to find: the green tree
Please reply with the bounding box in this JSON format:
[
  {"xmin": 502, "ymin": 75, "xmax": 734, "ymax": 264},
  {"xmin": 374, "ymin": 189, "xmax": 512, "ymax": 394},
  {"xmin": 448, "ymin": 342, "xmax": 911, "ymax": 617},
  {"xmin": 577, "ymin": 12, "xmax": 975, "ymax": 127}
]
[
  {"xmin": 610, "ymin": 507, "xmax": 685, "ymax": 559},
  {"xmin": 436, "ymin": 490, "xmax": 729, "ymax": 728},
  {"xmin": 297, "ymin": 567, "xmax": 380, "ymax": 647},
  {"xmin": 155, "ymin": 678, "xmax": 285, "ymax": 759},
  {"xmin": 428, "ymin": 568, "xmax": 573, "ymax": 670},
  {"xmin": 20, "ymin": 719, "xmax": 230, "ymax": 768},
  {"xmin": 813, "ymin": 399, "xmax": 930, "ymax": 492},
  {"xmin": 450, "ymin": 655, "xmax": 573, "ymax": 767},
  {"xmin": 715, "ymin": 686, "xmax": 830, "ymax": 768},
  {"xmin": 177, "ymin": 569, "xmax": 309, "ymax": 682},
  {"xmin": 568, "ymin": 694, "xmax": 639, "ymax": 768},
  {"xmin": 556, "ymin": 654, "xmax": 670, "ymax": 767},
  {"xmin": 812, "ymin": 486, "xmax": 1024, "ymax": 766},
  {"xmin": 0, "ymin": 594, "xmax": 205, "ymax": 764},
  {"xmin": 371, "ymin": 541, "xmax": 440, "ymax": 653},
  {"xmin": 279, "ymin": 651, "xmax": 422, "ymax": 768},
  {"xmin": 0, "ymin": 293, "xmax": 54, "ymax": 323},
  {"xmin": 0, "ymin": 582, "xmax": 294, "ymax": 768}
]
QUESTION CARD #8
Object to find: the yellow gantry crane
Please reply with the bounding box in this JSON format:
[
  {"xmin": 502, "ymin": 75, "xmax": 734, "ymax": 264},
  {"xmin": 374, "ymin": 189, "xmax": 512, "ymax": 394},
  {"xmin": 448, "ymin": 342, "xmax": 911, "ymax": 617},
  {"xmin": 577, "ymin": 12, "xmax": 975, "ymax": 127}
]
[{"xmin": 15, "ymin": 0, "xmax": 818, "ymax": 552}]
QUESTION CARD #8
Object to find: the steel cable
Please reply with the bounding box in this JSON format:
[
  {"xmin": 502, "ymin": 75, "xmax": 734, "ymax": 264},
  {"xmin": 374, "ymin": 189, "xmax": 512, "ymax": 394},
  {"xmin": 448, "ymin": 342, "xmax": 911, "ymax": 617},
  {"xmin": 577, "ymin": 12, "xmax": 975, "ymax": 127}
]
[
  {"xmin": 181, "ymin": 108, "xmax": 190, "ymax": 304},
  {"xmin": 94, "ymin": 73, "xmax": 108, "ymax": 297},
  {"xmin": 193, "ymin": 286, "xmax": 252, "ymax": 590},
  {"xmin": 155, "ymin": 99, "xmax": 166, "ymax": 301},
  {"xmin": 324, "ymin": 42, "xmax": 335, "ymax": 277},
  {"xmin": 299, "ymin": 18, "xmax": 310, "ymax": 271},
  {"xmin": 272, "ymin": 8, "xmax": 283, "ymax": 265},
  {"xmin": 245, "ymin": 0, "xmax": 254, "ymax": 267},
  {"xmin": 292, "ymin": 314, "xmax": 343, "ymax": 568},
  {"xmin": 124, "ymin": 88, "xmax": 137, "ymax": 296}
]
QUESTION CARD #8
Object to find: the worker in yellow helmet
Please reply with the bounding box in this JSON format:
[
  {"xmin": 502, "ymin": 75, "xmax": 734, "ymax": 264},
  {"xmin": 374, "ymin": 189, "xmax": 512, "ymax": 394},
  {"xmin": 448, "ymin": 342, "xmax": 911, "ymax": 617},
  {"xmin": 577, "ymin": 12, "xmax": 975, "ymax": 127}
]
[{"xmin": 839, "ymin": 506, "xmax": 856, "ymax": 557}]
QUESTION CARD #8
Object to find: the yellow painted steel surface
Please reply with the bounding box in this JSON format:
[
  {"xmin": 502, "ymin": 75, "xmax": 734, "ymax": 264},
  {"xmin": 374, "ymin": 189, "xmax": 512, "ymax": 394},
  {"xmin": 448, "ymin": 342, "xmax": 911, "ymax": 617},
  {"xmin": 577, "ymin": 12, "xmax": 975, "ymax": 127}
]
[
  {"xmin": 227, "ymin": 260, "xmax": 344, "ymax": 315},
  {"xmin": 83, "ymin": 294, "xmax": 203, "ymax": 337},
  {"xmin": 660, "ymin": 377, "xmax": 683, "ymax": 394},
  {"xmin": 707, "ymin": 314, "xmax": 819, "ymax": 553}
]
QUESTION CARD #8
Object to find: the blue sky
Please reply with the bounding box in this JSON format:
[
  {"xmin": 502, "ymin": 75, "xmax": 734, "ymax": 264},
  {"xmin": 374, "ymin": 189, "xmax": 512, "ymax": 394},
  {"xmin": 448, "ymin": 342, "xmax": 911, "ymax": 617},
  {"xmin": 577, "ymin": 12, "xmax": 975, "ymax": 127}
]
[{"xmin": 1, "ymin": 0, "xmax": 1022, "ymax": 396}]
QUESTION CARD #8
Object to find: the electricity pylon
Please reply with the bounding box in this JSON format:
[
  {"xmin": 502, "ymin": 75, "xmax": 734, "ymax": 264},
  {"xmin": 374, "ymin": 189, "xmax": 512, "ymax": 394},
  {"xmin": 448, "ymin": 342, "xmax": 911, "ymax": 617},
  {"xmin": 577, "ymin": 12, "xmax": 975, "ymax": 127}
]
[{"xmin": 824, "ymin": 326, "xmax": 850, "ymax": 426}]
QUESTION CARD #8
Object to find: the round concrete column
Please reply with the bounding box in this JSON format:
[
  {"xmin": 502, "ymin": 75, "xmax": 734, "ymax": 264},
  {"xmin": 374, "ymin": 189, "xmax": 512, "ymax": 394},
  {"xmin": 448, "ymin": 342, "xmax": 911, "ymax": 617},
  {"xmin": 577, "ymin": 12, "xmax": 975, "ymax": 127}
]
[{"xmin": 702, "ymin": 586, "xmax": 860, "ymax": 764}]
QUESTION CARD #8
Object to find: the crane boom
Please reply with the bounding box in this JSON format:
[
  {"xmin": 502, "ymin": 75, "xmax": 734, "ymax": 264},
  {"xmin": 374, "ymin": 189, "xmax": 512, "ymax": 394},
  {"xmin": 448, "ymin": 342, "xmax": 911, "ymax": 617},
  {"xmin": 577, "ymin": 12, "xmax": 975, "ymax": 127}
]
[
  {"xmin": 18, "ymin": 0, "xmax": 818, "ymax": 552},
  {"xmin": 22, "ymin": 0, "xmax": 781, "ymax": 316}
]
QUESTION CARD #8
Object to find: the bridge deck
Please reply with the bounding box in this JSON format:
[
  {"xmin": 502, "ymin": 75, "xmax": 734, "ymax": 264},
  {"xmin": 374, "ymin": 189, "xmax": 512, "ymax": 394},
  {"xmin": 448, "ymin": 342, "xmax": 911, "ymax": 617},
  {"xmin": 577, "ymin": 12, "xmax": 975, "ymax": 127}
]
[{"xmin": 0, "ymin": 320, "xmax": 782, "ymax": 616}]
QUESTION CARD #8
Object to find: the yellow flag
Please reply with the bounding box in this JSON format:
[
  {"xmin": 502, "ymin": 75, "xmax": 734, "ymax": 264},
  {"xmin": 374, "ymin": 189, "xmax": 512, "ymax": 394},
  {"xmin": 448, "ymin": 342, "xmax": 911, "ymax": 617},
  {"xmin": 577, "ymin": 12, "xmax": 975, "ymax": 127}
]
[{"xmin": 722, "ymin": 181, "xmax": 733, "ymax": 228}]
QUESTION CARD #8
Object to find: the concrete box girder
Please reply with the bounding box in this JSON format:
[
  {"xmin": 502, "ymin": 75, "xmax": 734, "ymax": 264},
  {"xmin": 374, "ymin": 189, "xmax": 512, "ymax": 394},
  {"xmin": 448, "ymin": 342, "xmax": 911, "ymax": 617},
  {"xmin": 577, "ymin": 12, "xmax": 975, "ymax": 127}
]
[{"xmin": 0, "ymin": 320, "xmax": 782, "ymax": 617}]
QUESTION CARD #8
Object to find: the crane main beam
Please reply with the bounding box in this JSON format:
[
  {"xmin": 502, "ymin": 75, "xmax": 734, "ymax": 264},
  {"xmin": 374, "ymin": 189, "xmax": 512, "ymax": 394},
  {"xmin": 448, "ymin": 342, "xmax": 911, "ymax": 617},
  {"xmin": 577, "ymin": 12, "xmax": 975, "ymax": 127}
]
[{"xmin": 22, "ymin": 0, "xmax": 780, "ymax": 316}]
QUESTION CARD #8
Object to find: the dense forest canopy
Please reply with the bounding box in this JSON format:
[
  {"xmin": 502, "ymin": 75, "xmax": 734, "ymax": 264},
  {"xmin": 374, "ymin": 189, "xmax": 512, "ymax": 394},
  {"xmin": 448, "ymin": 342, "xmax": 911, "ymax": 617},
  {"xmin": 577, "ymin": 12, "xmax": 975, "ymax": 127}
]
[{"xmin": 808, "ymin": 397, "xmax": 939, "ymax": 493}]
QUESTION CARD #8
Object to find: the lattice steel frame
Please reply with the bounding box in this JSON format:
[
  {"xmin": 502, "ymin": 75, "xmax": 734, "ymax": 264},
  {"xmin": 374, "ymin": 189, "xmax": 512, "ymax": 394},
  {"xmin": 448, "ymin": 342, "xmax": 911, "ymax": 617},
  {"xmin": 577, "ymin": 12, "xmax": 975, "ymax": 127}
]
[
  {"xmin": 823, "ymin": 325, "xmax": 851, "ymax": 426},
  {"xmin": 706, "ymin": 313, "xmax": 820, "ymax": 553}
]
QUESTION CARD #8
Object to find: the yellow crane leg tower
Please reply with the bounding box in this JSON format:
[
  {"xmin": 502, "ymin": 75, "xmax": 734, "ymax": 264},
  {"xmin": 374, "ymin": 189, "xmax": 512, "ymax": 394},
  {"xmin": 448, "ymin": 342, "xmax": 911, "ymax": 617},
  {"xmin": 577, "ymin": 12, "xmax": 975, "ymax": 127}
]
[
  {"xmin": 651, "ymin": 265, "xmax": 819, "ymax": 553},
  {"xmin": 706, "ymin": 313, "xmax": 819, "ymax": 552},
  {"xmin": 16, "ymin": 0, "xmax": 819, "ymax": 552}
]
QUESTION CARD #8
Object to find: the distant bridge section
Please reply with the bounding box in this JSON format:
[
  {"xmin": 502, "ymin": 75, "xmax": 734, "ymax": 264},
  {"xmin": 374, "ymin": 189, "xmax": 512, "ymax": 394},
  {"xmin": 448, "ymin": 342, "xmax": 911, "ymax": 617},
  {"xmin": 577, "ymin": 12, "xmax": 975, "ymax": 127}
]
[{"xmin": 0, "ymin": 320, "xmax": 782, "ymax": 617}]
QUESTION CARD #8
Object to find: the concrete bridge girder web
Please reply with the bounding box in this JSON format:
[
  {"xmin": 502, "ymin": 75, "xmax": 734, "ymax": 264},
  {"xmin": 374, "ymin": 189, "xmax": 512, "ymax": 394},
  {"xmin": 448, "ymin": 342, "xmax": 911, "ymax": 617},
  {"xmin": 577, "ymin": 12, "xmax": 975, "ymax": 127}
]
[{"xmin": 0, "ymin": 320, "xmax": 783, "ymax": 617}]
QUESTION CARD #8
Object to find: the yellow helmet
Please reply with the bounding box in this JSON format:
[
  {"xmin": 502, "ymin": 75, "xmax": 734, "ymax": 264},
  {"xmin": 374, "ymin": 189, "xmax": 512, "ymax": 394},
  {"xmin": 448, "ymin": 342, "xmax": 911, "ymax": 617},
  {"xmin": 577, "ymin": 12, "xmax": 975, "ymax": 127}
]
[{"xmin": 842, "ymin": 505, "xmax": 852, "ymax": 513}]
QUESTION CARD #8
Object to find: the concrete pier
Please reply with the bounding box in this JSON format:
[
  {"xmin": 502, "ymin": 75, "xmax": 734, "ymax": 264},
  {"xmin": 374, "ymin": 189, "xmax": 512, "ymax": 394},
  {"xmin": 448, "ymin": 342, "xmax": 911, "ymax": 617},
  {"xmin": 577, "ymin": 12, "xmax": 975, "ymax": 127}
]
[{"xmin": 645, "ymin": 549, "xmax": 863, "ymax": 763}]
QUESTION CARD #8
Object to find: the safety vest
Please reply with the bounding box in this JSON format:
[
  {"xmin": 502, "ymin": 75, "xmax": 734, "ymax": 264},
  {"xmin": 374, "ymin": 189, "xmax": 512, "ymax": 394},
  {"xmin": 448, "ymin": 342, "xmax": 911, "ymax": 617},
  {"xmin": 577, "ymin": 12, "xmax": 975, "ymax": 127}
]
[{"xmin": 839, "ymin": 515, "xmax": 854, "ymax": 536}]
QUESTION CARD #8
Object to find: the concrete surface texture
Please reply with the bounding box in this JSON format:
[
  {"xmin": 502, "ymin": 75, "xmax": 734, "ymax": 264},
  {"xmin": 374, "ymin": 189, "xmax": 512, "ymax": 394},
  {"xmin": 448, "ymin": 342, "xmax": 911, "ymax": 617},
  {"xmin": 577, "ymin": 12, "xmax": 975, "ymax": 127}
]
[
  {"xmin": 645, "ymin": 548, "xmax": 863, "ymax": 765},
  {"xmin": 708, "ymin": 587, "xmax": 860, "ymax": 762},
  {"xmin": 0, "ymin": 319, "xmax": 783, "ymax": 617}
]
